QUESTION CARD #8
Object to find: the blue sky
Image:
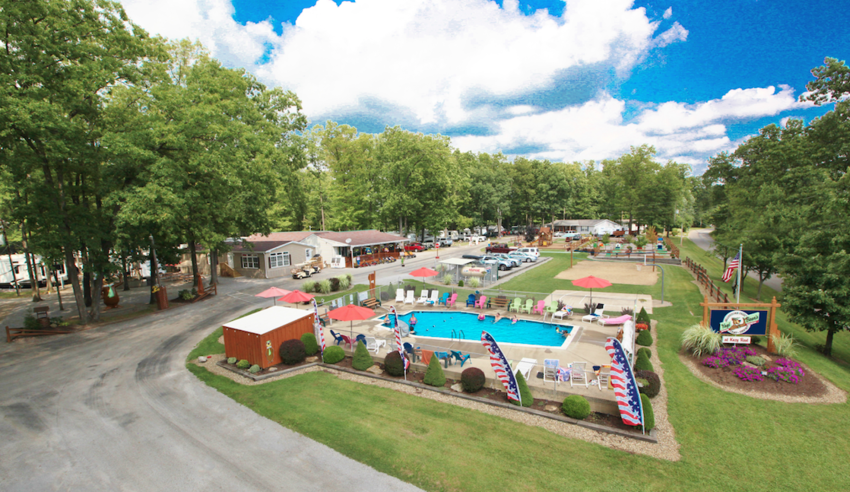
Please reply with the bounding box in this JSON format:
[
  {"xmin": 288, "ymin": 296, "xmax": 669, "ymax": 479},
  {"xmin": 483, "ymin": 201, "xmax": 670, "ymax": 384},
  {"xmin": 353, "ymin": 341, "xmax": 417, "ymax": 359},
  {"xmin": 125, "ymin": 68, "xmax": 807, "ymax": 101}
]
[{"xmin": 118, "ymin": 0, "xmax": 845, "ymax": 174}]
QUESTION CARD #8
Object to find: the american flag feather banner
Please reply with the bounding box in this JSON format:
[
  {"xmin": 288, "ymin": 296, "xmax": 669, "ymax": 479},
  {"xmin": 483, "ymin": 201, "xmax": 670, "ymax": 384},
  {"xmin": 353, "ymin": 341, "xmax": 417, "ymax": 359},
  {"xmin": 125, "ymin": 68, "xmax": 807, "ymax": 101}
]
[
  {"xmin": 605, "ymin": 337, "xmax": 644, "ymax": 427},
  {"xmin": 389, "ymin": 306, "xmax": 409, "ymax": 370},
  {"xmin": 311, "ymin": 299, "xmax": 326, "ymax": 358},
  {"xmin": 722, "ymin": 251, "xmax": 740, "ymax": 283},
  {"xmin": 481, "ymin": 331, "xmax": 521, "ymax": 404}
]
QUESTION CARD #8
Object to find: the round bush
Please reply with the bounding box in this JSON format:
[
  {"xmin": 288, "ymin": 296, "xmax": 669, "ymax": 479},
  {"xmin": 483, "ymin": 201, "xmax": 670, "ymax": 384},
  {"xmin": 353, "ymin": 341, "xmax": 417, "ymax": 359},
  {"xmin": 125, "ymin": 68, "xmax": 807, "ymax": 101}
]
[
  {"xmin": 301, "ymin": 333, "xmax": 319, "ymax": 356},
  {"xmin": 423, "ymin": 355, "xmax": 446, "ymax": 387},
  {"xmin": 635, "ymin": 370, "xmax": 661, "ymax": 398},
  {"xmin": 562, "ymin": 395, "xmax": 591, "ymax": 419},
  {"xmin": 458, "ymin": 280, "xmax": 465, "ymax": 287},
  {"xmin": 352, "ymin": 341, "xmax": 374, "ymax": 371},
  {"xmin": 641, "ymin": 394, "xmax": 655, "ymax": 430},
  {"xmin": 323, "ymin": 345, "xmax": 345, "ymax": 364},
  {"xmin": 461, "ymin": 367, "xmax": 486, "ymax": 392},
  {"xmin": 637, "ymin": 347, "xmax": 652, "ymax": 359},
  {"xmin": 510, "ymin": 371, "xmax": 533, "ymax": 407},
  {"xmin": 248, "ymin": 364, "xmax": 260, "ymax": 374},
  {"xmin": 227, "ymin": 357, "xmax": 237, "ymax": 364},
  {"xmin": 384, "ymin": 351, "xmax": 405, "ymax": 376},
  {"xmin": 236, "ymin": 359, "xmax": 250, "ymax": 369},
  {"xmin": 636, "ymin": 330, "xmax": 653, "ymax": 346},
  {"xmin": 634, "ymin": 352, "xmax": 655, "ymax": 372},
  {"xmin": 279, "ymin": 339, "xmax": 306, "ymax": 365}
]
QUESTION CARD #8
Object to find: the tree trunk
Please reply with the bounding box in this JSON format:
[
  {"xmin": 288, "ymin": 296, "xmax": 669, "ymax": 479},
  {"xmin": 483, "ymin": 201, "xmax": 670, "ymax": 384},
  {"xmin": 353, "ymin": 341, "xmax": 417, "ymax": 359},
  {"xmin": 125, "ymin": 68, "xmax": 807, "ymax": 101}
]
[
  {"xmin": 90, "ymin": 273, "xmax": 103, "ymax": 322},
  {"xmin": 209, "ymin": 249, "xmax": 219, "ymax": 286},
  {"xmin": 122, "ymin": 253, "xmax": 130, "ymax": 291},
  {"xmin": 21, "ymin": 224, "xmax": 42, "ymax": 302},
  {"xmin": 189, "ymin": 239, "xmax": 199, "ymax": 286},
  {"xmin": 64, "ymin": 249, "xmax": 89, "ymax": 323},
  {"xmin": 83, "ymin": 270, "xmax": 92, "ymax": 307},
  {"xmin": 148, "ymin": 246, "xmax": 157, "ymax": 305},
  {"xmin": 824, "ymin": 327, "xmax": 835, "ymax": 356},
  {"xmin": 757, "ymin": 273, "xmax": 765, "ymax": 302}
]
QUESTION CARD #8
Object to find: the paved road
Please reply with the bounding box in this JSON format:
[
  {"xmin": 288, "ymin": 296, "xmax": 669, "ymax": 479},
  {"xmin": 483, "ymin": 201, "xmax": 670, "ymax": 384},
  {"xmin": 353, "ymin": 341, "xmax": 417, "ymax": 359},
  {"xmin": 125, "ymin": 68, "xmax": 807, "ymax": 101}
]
[
  {"xmin": 688, "ymin": 228, "xmax": 783, "ymax": 293},
  {"xmin": 0, "ymin": 288, "xmax": 422, "ymax": 491}
]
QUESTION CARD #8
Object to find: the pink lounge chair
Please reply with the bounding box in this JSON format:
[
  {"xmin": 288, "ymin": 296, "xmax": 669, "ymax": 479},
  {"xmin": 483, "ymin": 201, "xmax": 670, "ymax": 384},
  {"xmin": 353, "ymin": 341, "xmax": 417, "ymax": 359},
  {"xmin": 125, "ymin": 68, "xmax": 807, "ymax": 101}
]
[
  {"xmin": 340, "ymin": 334, "xmax": 354, "ymax": 348},
  {"xmin": 532, "ymin": 300, "xmax": 546, "ymax": 315},
  {"xmin": 475, "ymin": 295, "xmax": 488, "ymax": 309},
  {"xmin": 446, "ymin": 293, "xmax": 458, "ymax": 308},
  {"xmin": 597, "ymin": 314, "xmax": 632, "ymax": 326}
]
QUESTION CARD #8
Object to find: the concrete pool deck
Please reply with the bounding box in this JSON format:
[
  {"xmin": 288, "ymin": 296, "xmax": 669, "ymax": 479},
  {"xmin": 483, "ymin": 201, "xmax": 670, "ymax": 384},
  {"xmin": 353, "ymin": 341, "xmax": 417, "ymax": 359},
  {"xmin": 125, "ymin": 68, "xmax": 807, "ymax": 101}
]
[{"xmin": 320, "ymin": 295, "xmax": 653, "ymax": 414}]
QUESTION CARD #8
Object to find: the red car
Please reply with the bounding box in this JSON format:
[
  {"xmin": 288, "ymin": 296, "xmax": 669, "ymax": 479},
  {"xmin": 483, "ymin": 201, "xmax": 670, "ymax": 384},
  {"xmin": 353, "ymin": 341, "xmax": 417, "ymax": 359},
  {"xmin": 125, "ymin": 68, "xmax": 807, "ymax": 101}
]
[{"xmin": 404, "ymin": 242, "xmax": 425, "ymax": 252}]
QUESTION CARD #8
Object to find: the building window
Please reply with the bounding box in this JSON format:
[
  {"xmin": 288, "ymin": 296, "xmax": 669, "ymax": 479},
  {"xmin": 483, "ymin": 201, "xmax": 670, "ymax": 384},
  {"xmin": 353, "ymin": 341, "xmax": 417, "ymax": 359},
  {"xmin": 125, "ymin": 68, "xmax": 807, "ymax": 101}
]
[
  {"xmin": 241, "ymin": 254, "xmax": 259, "ymax": 269},
  {"xmin": 305, "ymin": 249, "xmax": 312, "ymax": 261},
  {"xmin": 269, "ymin": 252, "xmax": 290, "ymax": 268}
]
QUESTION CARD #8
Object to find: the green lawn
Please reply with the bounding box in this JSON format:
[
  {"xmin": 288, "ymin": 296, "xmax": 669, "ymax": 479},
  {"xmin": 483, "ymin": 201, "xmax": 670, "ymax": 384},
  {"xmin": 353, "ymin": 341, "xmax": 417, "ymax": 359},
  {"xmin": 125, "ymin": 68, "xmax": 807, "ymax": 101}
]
[{"xmin": 187, "ymin": 242, "xmax": 850, "ymax": 491}]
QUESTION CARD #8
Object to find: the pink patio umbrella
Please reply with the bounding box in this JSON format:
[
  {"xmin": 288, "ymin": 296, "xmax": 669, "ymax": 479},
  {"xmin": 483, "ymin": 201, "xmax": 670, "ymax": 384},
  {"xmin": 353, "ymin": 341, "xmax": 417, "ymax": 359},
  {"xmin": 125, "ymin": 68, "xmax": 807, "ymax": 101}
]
[
  {"xmin": 278, "ymin": 289, "xmax": 315, "ymax": 308},
  {"xmin": 571, "ymin": 275, "xmax": 612, "ymax": 307},
  {"xmin": 255, "ymin": 287, "xmax": 291, "ymax": 305},
  {"xmin": 408, "ymin": 266, "xmax": 439, "ymax": 288},
  {"xmin": 328, "ymin": 303, "xmax": 376, "ymax": 342}
]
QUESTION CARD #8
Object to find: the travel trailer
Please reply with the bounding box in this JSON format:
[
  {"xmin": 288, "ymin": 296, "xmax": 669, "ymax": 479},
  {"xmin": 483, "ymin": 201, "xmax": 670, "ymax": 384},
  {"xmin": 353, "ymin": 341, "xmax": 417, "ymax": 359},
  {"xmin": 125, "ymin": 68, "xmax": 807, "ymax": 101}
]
[{"xmin": 0, "ymin": 254, "xmax": 68, "ymax": 288}]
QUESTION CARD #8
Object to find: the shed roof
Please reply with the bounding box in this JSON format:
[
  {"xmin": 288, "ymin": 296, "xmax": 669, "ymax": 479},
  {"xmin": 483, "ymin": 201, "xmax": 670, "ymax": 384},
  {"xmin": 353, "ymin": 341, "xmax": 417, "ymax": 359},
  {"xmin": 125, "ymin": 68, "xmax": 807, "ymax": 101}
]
[{"xmin": 223, "ymin": 306, "xmax": 313, "ymax": 335}]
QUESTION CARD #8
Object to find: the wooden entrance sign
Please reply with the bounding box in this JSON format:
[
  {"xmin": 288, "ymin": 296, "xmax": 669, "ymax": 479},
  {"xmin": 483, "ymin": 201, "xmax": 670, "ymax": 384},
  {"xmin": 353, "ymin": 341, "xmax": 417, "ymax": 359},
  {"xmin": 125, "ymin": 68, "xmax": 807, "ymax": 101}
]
[
  {"xmin": 368, "ymin": 271, "xmax": 376, "ymax": 300},
  {"xmin": 700, "ymin": 296, "xmax": 781, "ymax": 353}
]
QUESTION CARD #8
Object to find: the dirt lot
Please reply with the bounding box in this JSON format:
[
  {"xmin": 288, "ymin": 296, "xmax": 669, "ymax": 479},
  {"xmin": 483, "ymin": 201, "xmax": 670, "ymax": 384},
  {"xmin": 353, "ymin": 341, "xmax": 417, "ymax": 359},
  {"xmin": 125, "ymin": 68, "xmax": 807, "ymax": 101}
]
[{"xmin": 555, "ymin": 260, "xmax": 659, "ymax": 285}]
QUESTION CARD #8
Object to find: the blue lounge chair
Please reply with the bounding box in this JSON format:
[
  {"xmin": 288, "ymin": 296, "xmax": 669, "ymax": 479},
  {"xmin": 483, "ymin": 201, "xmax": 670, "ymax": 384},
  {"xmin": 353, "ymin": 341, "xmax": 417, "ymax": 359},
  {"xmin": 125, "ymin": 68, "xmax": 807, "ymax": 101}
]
[
  {"xmin": 435, "ymin": 351, "xmax": 452, "ymax": 368},
  {"xmin": 465, "ymin": 294, "xmax": 477, "ymax": 307},
  {"xmin": 451, "ymin": 350, "xmax": 471, "ymax": 367},
  {"xmin": 355, "ymin": 334, "xmax": 368, "ymax": 348},
  {"xmin": 330, "ymin": 330, "xmax": 345, "ymax": 345},
  {"xmin": 403, "ymin": 342, "xmax": 418, "ymax": 362},
  {"xmin": 437, "ymin": 292, "xmax": 450, "ymax": 306}
]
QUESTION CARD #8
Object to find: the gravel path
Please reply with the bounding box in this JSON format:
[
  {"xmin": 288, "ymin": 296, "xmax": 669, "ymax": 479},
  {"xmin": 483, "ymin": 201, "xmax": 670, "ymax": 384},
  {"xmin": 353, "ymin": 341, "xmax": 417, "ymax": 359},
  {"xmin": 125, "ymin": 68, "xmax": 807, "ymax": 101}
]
[
  {"xmin": 196, "ymin": 320, "xmax": 682, "ymax": 462},
  {"xmin": 678, "ymin": 354, "xmax": 847, "ymax": 404}
]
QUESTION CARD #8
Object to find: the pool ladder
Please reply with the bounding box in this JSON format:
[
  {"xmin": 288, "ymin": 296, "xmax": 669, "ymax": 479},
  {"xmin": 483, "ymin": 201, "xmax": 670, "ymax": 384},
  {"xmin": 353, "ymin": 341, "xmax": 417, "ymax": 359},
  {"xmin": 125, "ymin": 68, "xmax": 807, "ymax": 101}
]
[{"xmin": 451, "ymin": 329, "xmax": 465, "ymax": 341}]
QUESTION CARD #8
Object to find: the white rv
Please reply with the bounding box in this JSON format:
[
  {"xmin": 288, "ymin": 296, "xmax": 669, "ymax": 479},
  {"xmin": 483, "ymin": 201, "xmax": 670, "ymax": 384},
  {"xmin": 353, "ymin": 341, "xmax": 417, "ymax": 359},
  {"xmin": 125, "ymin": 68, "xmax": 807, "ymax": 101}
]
[{"xmin": 0, "ymin": 254, "xmax": 68, "ymax": 288}]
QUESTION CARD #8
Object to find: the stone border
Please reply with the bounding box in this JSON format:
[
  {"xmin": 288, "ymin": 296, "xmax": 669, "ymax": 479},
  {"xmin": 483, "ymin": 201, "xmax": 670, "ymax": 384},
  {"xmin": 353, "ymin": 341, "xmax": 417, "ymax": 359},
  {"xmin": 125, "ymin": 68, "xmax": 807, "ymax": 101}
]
[{"xmin": 678, "ymin": 352, "xmax": 847, "ymax": 405}]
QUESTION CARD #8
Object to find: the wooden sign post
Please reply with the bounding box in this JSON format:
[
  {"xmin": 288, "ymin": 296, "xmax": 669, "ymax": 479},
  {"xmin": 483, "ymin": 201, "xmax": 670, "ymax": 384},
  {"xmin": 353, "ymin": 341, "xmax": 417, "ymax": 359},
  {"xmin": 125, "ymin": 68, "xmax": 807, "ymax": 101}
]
[
  {"xmin": 700, "ymin": 296, "xmax": 781, "ymax": 353},
  {"xmin": 368, "ymin": 271, "xmax": 376, "ymax": 300}
]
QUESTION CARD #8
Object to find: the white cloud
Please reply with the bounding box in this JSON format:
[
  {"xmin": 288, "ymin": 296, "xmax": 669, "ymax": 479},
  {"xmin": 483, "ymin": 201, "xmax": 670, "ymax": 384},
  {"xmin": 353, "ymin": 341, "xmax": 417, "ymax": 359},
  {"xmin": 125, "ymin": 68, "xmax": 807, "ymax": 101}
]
[
  {"xmin": 505, "ymin": 105, "xmax": 537, "ymax": 116},
  {"xmin": 651, "ymin": 21, "xmax": 688, "ymax": 48},
  {"xmin": 663, "ymin": 7, "xmax": 672, "ymax": 19},
  {"xmin": 453, "ymin": 85, "xmax": 812, "ymax": 165}
]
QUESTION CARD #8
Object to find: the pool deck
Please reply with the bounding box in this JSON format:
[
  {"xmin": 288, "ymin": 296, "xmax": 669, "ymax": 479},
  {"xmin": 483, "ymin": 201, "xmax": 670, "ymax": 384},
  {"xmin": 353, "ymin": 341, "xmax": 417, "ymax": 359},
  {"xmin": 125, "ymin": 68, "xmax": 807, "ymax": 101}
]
[{"xmin": 321, "ymin": 296, "xmax": 651, "ymax": 414}]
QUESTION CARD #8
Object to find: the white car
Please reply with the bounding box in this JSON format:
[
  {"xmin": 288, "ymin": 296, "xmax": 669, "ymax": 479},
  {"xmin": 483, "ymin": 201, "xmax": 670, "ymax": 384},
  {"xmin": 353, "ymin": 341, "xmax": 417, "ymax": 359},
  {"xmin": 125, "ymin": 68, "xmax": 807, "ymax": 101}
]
[
  {"xmin": 516, "ymin": 247, "xmax": 539, "ymax": 258},
  {"xmin": 508, "ymin": 251, "xmax": 536, "ymax": 263}
]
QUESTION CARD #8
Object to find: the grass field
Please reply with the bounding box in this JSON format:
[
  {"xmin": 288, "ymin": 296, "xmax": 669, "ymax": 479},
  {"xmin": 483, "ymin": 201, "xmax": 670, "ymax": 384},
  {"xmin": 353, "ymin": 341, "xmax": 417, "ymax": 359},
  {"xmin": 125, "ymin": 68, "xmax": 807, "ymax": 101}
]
[{"xmin": 187, "ymin": 240, "xmax": 850, "ymax": 491}]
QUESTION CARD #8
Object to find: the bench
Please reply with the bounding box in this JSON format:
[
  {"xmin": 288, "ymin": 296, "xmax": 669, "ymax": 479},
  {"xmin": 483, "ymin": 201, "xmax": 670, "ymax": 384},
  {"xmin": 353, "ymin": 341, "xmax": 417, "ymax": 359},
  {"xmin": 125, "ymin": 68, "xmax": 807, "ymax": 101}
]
[
  {"xmin": 33, "ymin": 306, "xmax": 50, "ymax": 319},
  {"xmin": 360, "ymin": 297, "xmax": 381, "ymax": 310},
  {"xmin": 317, "ymin": 312, "xmax": 332, "ymax": 326},
  {"xmin": 190, "ymin": 282, "xmax": 217, "ymax": 303}
]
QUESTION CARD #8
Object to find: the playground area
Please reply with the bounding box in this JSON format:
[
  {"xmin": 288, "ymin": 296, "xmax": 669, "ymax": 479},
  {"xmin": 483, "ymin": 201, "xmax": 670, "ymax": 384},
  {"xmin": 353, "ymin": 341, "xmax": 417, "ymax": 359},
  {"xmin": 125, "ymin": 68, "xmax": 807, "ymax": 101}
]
[{"xmin": 555, "ymin": 259, "xmax": 659, "ymax": 285}]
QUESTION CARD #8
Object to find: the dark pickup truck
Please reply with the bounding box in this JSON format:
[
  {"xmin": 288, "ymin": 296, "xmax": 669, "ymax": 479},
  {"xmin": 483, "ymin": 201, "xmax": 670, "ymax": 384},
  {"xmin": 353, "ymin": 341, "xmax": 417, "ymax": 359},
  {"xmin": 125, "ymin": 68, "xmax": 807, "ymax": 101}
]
[{"xmin": 484, "ymin": 243, "xmax": 516, "ymax": 254}]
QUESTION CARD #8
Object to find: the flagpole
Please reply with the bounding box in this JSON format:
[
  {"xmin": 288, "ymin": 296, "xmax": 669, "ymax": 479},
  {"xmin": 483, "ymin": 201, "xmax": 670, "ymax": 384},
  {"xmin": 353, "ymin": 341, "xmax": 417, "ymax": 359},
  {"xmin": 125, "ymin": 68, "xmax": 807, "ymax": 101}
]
[{"xmin": 736, "ymin": 244, "xmax": 742, "ymax": 304}]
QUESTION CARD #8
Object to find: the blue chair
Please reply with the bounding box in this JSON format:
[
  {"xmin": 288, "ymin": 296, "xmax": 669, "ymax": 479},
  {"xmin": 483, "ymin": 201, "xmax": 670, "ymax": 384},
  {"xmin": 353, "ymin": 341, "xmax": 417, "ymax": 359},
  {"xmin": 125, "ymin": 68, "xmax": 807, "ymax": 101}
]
[
  {"xmin": 465, "ymin": 294, "xmax": 477, "ymax": 307},
  {"xmin": 355, "ymin": 334, "xmax": 368, "ymax": 348},
  {"xmin": 451, "ymin": 350, "xmax": 471, "ymax": 367},
  {"xmin": 330, "ymin": 330, "xmax": 345, "ymax": 345},
  {"xmin": 435, "ymin": 351, "xmax": 452, "ymax": 368},
  {"xmin": 437, "ymin": 292, "xmax": 450, "ymax": 306},
  {"xmin": 403, "ymin": 342, "xmax": 418, "ymax": 362}
]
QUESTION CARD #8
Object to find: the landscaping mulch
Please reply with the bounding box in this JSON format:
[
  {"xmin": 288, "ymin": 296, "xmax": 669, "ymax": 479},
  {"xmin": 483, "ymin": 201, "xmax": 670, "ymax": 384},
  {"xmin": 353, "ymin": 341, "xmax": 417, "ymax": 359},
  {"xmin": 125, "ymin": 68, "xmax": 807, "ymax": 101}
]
[{"xmin": 683, "ymin": 343, "xmax": 828, "ymax": 398}]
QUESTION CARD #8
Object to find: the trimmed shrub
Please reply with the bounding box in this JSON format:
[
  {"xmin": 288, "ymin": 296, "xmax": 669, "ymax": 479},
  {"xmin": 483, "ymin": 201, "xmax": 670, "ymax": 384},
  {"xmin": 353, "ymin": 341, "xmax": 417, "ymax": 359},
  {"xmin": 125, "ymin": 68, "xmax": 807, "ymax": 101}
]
[
  {"xmin": 279, "ymin": 339, "xmax": 306, "ymax": 365},
  {"xmin": 636, "ymin": 330, "xmax": 653, "ymax": 346},
  {"xmin": 641, "ymin": 394, "xmax": 655, "ymax": 431},
  {"xmin": 634, "ymin": 351, "xmax": 654, "ymax": 372},
  {"xmin": 323, "ymin": 345, "xmax": 345, "ymax": 364},
  {"xmin": 330, "ymin": 277, "xmax": 340, "ymax": 292},
  {"xmin": 510, "ymin": 371, "xmax": 533, "ymax": 407},
  {"xmin": 636, "ymin": 306, "xmax": 651, "ymax": 325},
  {"xmin": 301, "ymin": 333, "xmax": 319, "ymax": 355},
  {"xmin": 460, "ymin": 367, "xmax": 485, "ymax": 392},
  {"xmin": 227, "ymin": 357, "xmax": 237, "ymax": 364},
  {"xmin": 236, "ymin": 359, "xmax": 250, "ymax": 369},
  {"xmin": 248, "ymin": 364, "xmax": 260, "ymax": 374},
  {"xmin": 746, "ymin": 355, "xmax": 766, "ymax": 367},
  {"xmin": 423, "ymin": 355, "xmax": 446, "ymax": 387},
  {"xmin": 384, "ymin": 351, "xmax": 405, "ymax": 376},
  {"xmin": 680, "ymin": 324, "xmax": 721, "ymax": 356},
  {"xmin": 179, "ymin": 289, "xmax": 194, "ymax": 300},
  {"xmin": 23, "ymin": 315, "xmax": 41, "ymax": 330},
  {"xmin": 637, "ymin": 347, "xmax": 652, "ymax": 359},
  {"xmin": 635, "ymin": 370, "xmax": 661, "ymax": 398},
  {"xmin": 352, "ymin": 341, "xmax": 374, "ymax": 371},
  {"xmin": 318, "ymin": 279, "xmax": 332, "ymax": 294},
  {"xmin": 458, "ymin": 280, "xmax": 464, "ymax": 287},
  {"xmin": 562, "ymin": 395, "xmax": 591, "ymax": 419}
]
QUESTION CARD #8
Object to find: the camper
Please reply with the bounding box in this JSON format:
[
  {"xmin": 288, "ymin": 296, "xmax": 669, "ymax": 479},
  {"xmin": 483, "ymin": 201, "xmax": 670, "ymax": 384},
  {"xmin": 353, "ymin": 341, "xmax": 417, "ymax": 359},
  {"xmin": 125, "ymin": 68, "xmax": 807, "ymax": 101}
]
[{"xmin": 0, "ymin": 254, "xmax": 68, "ymax": 288}]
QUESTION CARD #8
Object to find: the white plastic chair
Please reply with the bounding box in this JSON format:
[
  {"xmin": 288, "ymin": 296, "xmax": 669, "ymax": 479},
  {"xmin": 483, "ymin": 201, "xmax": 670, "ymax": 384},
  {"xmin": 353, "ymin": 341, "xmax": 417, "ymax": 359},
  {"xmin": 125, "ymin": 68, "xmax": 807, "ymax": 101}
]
[
  {"xmin": 581, "ymin": 303, "xmax": 606, "ymax": 323},
  {"xmin": 427, "ymin": 290, "xmax": 440, "ymax": 305},
  {"xmin": 543, "ymin": 359, "xmax": 560, "ymax": 383},
  {"xmin": 364, "ymin": 336, "xmax": 380, "ymax": 355},
  {"xmin": 597, "ymin": 366, "xmax": 610, "ymax": 390},
  {"xmin": 570, "ymin": 362, "xmax": 589, "ymax": 388},
  {"xmin": 417, "ymin": 290, "xmax": 430, "ymax": 304},
  {"xmin": 404, "ymin": 290, "xmax": 416, "ymax": 305},
  {"xmin": 395, "ymin": 289, "xmax": 405, "ymax": 303},
  {"xmin": 514, "ymin": 358, "xmax": 537, "ymax": 380}
]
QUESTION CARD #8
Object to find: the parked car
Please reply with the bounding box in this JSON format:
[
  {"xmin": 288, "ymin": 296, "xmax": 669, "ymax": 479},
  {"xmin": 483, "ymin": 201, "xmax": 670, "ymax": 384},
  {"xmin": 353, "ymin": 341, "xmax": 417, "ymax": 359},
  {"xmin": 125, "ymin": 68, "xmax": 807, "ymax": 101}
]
[
  {"xmin": 493, "ymin": 253, "xmax": 521, "ymax": 268},
  {"xmin": 461, "ymin": 254, "xmax": 482, "ymax": 260},
  {"xmin": 484, "ymin": 243, "xmax": 516, "ymax": 254},
  {"xmin": 508, "ymin": 251, "xmax": 536, "ymax": 263},
  {"xmin": 516, "ymin": 247, "xmax": 540, "ymax": 258},
  {"xmin": 438, "ymin": 237, "xmax": 453, "ymax": 247},
  {"xmin": 422, "ymin": 237, "xmax": 436, "ymax": 249},
  {"xmin": 468, "ymin": 235, "xmax": 486, "ymax": 242},
  {"xmin": 564, "ymin": 233, "xmax": 582, "ymax": 241},
  {"xmin": 480, "ymin": 255, "xmax": 514, "ymax": 271},
  {"xmin": 404, "ymin": 243, "xmax": 426, "ymax": 252}
]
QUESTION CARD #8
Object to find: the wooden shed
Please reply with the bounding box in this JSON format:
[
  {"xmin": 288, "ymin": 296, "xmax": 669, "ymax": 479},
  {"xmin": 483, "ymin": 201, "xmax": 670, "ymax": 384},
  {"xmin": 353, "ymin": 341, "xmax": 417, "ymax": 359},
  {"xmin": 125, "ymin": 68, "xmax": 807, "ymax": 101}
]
[{"xmin": 223, "ymin": 306, "xmax": 315, "ymax": 369}]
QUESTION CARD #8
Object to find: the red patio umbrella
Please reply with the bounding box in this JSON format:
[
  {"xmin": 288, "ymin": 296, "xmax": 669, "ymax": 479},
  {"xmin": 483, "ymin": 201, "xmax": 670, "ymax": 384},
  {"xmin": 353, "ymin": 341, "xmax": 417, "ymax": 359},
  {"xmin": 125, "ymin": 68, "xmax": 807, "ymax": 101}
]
[
  {"xmin": 571, "ymin": 275, "xmax": 612, "ymax": 307},
  {"xmin": 255, "ymin": 287, "xmax": 291, "ymax": 305},
  {"xmin": 278, "ymin": 289, "xmax": 315, "ymax": 308},
  {"xmin": 409, "ymin": 267, "xmax": 439, "ymax": 287},
  {"xmin": 328, "ymin": 303, "xmax": 376, "ymax": 343}
]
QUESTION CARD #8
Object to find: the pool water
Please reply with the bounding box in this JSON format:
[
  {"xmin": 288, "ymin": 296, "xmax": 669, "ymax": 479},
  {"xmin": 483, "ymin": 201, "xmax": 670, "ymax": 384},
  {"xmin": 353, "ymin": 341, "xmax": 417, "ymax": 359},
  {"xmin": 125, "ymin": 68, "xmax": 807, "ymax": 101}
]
[{"xmin": 383, "ymin": 311, "xmax": 572, "ymax": 348}]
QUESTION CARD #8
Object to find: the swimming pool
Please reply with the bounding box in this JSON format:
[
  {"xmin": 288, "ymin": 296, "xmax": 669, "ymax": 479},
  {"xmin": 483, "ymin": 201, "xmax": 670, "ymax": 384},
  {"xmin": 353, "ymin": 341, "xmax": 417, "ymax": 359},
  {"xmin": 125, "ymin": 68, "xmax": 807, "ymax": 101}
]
[{"xmin": 383, "ymin": 311, "xmax": 573, "ymax": 348}]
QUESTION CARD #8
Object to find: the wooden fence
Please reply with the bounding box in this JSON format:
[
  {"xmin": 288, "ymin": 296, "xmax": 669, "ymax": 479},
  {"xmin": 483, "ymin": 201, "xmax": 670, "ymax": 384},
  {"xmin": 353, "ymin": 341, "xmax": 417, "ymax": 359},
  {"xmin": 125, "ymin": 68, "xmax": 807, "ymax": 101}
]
[
  {"xmin": 7, "ymin": 326, "xmax": 75, "ymax": 343},
  {"xmin": 684, "ymin": 257, "xmax": 729, "ymax": 303}
]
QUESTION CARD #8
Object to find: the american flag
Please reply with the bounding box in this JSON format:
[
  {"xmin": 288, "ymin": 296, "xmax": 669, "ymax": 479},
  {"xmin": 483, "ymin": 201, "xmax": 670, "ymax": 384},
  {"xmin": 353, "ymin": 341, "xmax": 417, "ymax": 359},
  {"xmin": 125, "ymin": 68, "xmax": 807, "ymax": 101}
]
[
  {"xmin": 605, "ymin": 337, "xmax": 644, "ymax": 427},
  {"xmin": 722, "ymin": 251, "xmax": 740, "ymax": 283},
  {"xmin": 481, "ymin": 331, "xmax": 521, "ymax": 404},
  {"xmin": 311, "ymin": 299, "xmax": 326, "ymax": 357},
  {"xmin": 389, "ymin": 306, "xmax": 409, "ymax": 370}
]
